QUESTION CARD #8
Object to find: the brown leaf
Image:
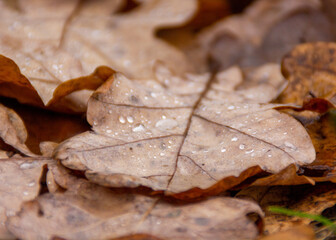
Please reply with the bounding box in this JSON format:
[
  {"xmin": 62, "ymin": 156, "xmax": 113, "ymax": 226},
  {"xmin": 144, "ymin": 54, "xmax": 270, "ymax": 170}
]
[
  {"xmin": 0, "ymin": 0, "xmax": 196, "ymax": 112},
  {"xmin": 54, "ymin": 64, "xmax": 315, "ymax": 197},
  {"xmin": 1, "ymin": 98, "xmax": 90, "ymax": 154},
  {"xmin": 259, "ymin": 225, "xmax": 316, "ymax": 240},
  {"xmin": 251, "ymin": 164, "xmax": 314, "ymax": 187},
  {"xmin": 279, "ymin": 42, "xmax": 336, "ymax": 106},
  {"xmin": 0, "ymin": 157, "xmax": 49, "ymax": 239},
  {"xmin": 194, "ymin": 0, "xmax": 333, "ymax": 71},
  {"xmin": 237, "ymin": 183, "xmax": 336, "ymax": 235},
  {"xmin": 47, "ymin": 66, "xmax": 115, "ymax": 110},
  {"xmin": 0, "ymin": 54, "xmax": 114, "ymax": 113},
  {"xmin": 0, "ymin": 55, "xmax": 44, "ymax": 107},
  {"xmin": 7, "ymin": 166, "xmax": 263, "ymax": 240},
  {"xmin": 275, "ymin": 98, "xmax": 335, "ymax": 117},
  {"xmin": 302, "ymin": 110, "xmax": 336, "ymax": 181},
  {"xmin": 0, "ymin": 104, "xmax": 35, "ymax": 156}
]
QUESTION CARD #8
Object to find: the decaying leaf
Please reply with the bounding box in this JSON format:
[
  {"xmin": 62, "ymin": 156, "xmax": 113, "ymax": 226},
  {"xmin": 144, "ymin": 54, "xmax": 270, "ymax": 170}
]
[
  {"xmin": 7, "ymin": 164, "xmax": 263, "ymax": 240},
  {"xmin": 0, "ymin": 158, "xmax": 49, "ymax": 239},
  {"xmin": 302, "ymin": 110, "xmax": 336, "ymax": 182},
  {"xmin": 0, "ymin": 103, "xmax": 34, "ymax": 156},
  {"xmin": 192, "ymin": 0, "xmax": 333, "ymax": 71},
  {"xmin": 274, "ymin": 42, "xmax": 336, "ymax": 182},
  {"xmin": 54, "ymin": 64, "xmax": 315, "ymax": 197},
  {"xmin": 237, "ymin": 183, "xmax": 336, "ymax": 235},
  {"xmin": 0, "ymin": 0, "xmax": 197, "ymax": 112},
  {"xmin": 279, "ymin": 42, "xmax": 336, "ymax": 106}
]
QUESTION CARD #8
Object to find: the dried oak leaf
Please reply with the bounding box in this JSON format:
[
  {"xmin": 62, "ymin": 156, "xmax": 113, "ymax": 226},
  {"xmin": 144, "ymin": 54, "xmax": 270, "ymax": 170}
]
[
  {"xmin": 7, "ymin": 165, "xmax": 263, "ymax": 240},
  {"xmin": 0, "ymin": 103, "xmax": 35, "ymax": 156},
  {"xmin": 249, "ymin": 98, "xmax": 335, "ymax": 187},
  {"xmin": 279, "ymin": 42, "xmax": 336, "ymax": 106},
  {"xmin": 0, "ymin": 0, "xmax": 196, "ymax": 112},
  {"xmin": 251, "ymin": 164, "xmax": 314, "ymax": 187},
  {"xmin": 54, "ymin": 64, "xmax": 315, "ymax": 197},
  {"xmin": 192, "ymin": 0, "xmax": 333, "ymax": 71},
  {"xmin": 0, "ymin": 157, "xmax": 49, "ymax": 239}
]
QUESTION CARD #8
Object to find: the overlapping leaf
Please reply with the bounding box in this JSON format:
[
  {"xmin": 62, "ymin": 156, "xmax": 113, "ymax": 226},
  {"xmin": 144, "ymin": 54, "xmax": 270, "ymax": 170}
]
[
  {"xmin": 7, "ymin": 164, "xmax": 263, "ymax": 240},
  {"xmin": 0, "ymin": 0, "xmax": 197, "ymax": 112},
  {"xmin": 54, "ymin": 64, "xmax": 315, "ymax": 197},
  {"xmin": 0, "ymin": 157, "xmax": 49, "ymax": 239}
]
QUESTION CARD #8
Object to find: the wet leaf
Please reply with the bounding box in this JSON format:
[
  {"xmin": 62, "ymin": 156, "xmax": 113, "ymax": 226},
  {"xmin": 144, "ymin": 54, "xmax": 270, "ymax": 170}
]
[
  {"xmin": 0, "ymin": 0, "xmax": 196, "ymax": 112},
  {"xmin": 7, "ymin": 165, "xmax": 263, "ymax": 240},
  {"xmin": 0, "ymin": 157, "xmax": 49, "ymax": 239},
  {"xmin": 54, "ymin": 64, "xmax": 315, "ymax": 197}
]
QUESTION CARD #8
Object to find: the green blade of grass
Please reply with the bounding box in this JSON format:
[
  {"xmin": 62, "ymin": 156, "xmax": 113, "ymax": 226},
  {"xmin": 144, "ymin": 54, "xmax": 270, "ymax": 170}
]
[{"xmin": 268, "ymin": 206, "xmax": 336, "ymax": 233}]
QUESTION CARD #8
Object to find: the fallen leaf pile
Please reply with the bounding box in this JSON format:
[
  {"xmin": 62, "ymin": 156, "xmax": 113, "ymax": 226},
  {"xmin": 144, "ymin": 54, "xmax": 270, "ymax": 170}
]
[{"xmin": 0, "ymin": 0, "xmax": 336, "ymax": 239}]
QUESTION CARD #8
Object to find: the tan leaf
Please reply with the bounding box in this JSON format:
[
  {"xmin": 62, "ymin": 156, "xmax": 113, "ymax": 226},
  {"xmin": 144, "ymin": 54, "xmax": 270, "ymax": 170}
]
[
  {"xmin": 0, "ymin": 104, "xmax": 35, "ymax": 156},
  {"xmin": 0, "ymin": 157, "xmax": 49, "ymax": 239},
  {"xmin": 54, "ymin": 64, "xmax": 315, "ymax": 197},
  {"xmin": 39, "ymin": 141, "xmax": 59, "ymax": 157},
  {"xmin": 7, "ymin": 165, "xmax": 263, "ymax": 240},
  {"xmin": 0, "ymin": 0, "xmax": 196, "ymax": 112}
]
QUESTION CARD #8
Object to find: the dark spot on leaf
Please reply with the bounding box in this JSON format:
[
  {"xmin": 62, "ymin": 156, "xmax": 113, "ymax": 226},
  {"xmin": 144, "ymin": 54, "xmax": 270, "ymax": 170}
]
[
  {"xmin": 38, "ymin": 207, "xmax": 44, "ymax": 217},
  {"xmin": 175, "ymin": 227, "xmax": 187, "ymax": 233},
  {"xmin": 130, "ymin": 95, "xmax": 139, "ymax": 103},
  {"xmin": 194, "ymin": 217, "xmax": 210, "ymax": 226},
  {"xmin": 165, "ymin": 209, "xmax": 181, "ymax": 218},
  {"xmin": 160, "ymin": 142, "xmax": 166, "ymax": 150}
]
